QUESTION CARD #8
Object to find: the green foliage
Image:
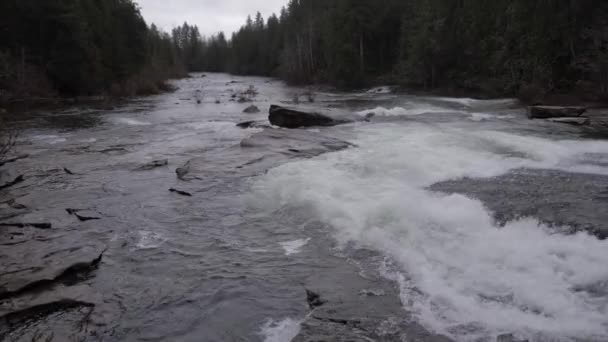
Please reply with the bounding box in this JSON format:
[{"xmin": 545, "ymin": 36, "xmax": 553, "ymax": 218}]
[
  {"xmin": 198, "ymin": 0, "xmax": 608, "ymax": 99},
  {"xmin": 0, "ymin": 0, "xmax": 184, "ymax": 100}
]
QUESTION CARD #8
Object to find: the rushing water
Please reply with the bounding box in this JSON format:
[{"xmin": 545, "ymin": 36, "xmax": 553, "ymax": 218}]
[{"xmin": 1, "ymin": 73, "xmax": 608, "ymax": 342}]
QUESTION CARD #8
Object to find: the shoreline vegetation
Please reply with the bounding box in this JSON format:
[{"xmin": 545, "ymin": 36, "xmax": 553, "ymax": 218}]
[
  {"xmin": 1, "ymin": 1, "xmax": 608, "ymax": 109},
  {"xmin": 0, "ymin": 0, "xmax": 188, "ymax": 109},
  {"xmin": 199, "ymin": 0, "xmax": 608, "ymax": 106}
]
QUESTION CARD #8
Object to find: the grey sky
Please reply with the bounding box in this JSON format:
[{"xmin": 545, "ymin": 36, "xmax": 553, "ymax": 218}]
[{"xmin": 136, "ymin": 0, "xmax": 287, "ymax": 36}]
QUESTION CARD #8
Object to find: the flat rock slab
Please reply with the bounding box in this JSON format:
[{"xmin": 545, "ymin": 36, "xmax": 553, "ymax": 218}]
[
  {"xmin": 528, "ymin": 106, "xmax": 586, "ymax": 119},
  {"xmin": 430, "ymin": 168, "xmax": 608, "ymax": 239},
  {"xmin": 0, "ymin": 285, "xmax": 100, "ymax": 341},
  {"xmin": 293, "ymin": 248, "xmax": 453, "ymax": 342},
  {"xmin": 0, "ymin": 230, "xmax": 105, "ymax": 298},
  {"xmin": 179, "ymin": 128, "xmax": 353, "ymax": 178}
]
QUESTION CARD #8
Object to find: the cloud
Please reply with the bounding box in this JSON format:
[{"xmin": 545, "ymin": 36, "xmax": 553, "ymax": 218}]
[{"xmin": 136, "ymin": 0, "xmax": 286, "ymax": 36}]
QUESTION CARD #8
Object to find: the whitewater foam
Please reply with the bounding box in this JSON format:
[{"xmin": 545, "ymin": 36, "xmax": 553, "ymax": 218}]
[
  {"xmin": 135, "ymin": 231, "xmax": 168, "ymax": 249},
  {"xmin": 280, "ymin": 238, "xmax": 311, "ymax": 256},
  {"xmin": 115, "ymin": 118, "xmax": 151, "ymax": 126},
  {"xmin": 260, "ymin": 318, "xmax": 302, "ymax": 342},
  {"xmin": 359, "ymin": 105, "xmax": 457, "ymax": 117},
  {"xmin": 250, "ymin": 122, "xmax": 608, "ymax": 341}
]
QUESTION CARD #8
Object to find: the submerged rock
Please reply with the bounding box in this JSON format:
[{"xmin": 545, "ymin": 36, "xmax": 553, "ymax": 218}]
[
  {"xmin": 430, "ymin": 168, "xmax": 608, "ymax": 239},
  {"xmin": 269, "ymin": 105, "xmax": 353, "ymax": 128},
  {"xmin": 306, "ymin": 289, "xmax": 326, "ymax": 309},
  {"xmin": 528, "ymin": 106, "xmax": 586, "ymax": 119},
  {"xmin": 135, "ymin": 159, "xmax": 168, "ymax": 171},
  {"xmin": 169, "ymin": 188, "xmax": 192, "ymax": 197},
  {"xmin": 243, "ymin": 105, "xmax": 260, "ymax": 114},
  {"xmin": 66, "ymin": 208, "xmax": 101, "ymax": 222},
  {"xmin": 0, "ymin": 175, "xmax": 24, "ymax": 190},
  {"xmin": 546, "ymin": 117, "xmax": 590, "ymax": 126},
  {"xmin": 236, "ymin": 120, "xmax": 268, "ymax": 129},
  {"xmin": 0, "ymin": 222, "xmax": 52, "ymax": 230}
]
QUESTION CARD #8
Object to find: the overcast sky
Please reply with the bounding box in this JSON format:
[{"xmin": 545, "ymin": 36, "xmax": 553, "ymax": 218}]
[{"xmin": 137, "ymin": 0, "xmax": 287, "ymax": 36}]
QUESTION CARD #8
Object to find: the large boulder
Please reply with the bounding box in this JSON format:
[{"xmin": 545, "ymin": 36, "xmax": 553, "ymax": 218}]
[
  {"xmin": 528, "ymin": 106, "xmax": 586, "ymax": 119},
  {"xmin": 269, "ymin": 105, "xmax": 352, "ymax": 128}
]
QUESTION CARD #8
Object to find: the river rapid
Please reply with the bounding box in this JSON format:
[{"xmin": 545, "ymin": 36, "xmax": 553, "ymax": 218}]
[{"xmin": 1, "ymin": 73, "xmax": 607, "ymax": 342}]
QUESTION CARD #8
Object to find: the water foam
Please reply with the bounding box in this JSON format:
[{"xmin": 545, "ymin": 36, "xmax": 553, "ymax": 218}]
[
  {"xmin": 115, "ymin": 118, "xmax": 151, "ymax": 126},
  {"xmin": 280, "ymin": 238, "xmax": 311, "ymax": 256},
  {"xmin": 250, "ymin": 123, "xmax": 608, "ymax": 341},
  {"xmin": 135, "ymin": 231, "xmax": 168, "ymax": 249},
  {"xmin": 260, "ymin": 318, "xmax": 302, "ymax": 342},
  {"xmin": 359, "ymin": 105, "xmax": 455, "ymax": 117}
]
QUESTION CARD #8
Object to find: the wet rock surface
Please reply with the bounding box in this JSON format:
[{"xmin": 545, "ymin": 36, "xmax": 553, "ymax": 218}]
[
  {"xmin": 269, "ymin": 104, "xmax": 355, "ymax": 128},
  {"xmin": 528, "ymin": 106, "xmax": 586, "ymax": 119},
  {"xmin": 293, "ymin": 247, "xmax": 453, "ymax": 342},
  {"xmin": 430, "ymin": 168, "xmax": 608, "ymax": 239}
]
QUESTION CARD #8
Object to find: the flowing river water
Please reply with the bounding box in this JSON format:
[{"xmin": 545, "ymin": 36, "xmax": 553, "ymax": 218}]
[{"xmin": 1, "ymin": 73, "xmax": 608, "ymax": 342}]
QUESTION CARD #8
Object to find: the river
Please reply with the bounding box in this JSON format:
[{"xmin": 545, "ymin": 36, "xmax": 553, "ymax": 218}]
[{"xmin": 1, "ymin": 73, "xmax": 607, "ymax": 342}]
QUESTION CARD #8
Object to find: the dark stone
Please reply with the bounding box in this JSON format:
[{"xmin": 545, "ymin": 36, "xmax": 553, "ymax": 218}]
[
  {"xmin": 0, "ymin": 223, "xmax": 52, "ymax": 230},
  {"xmin": 169, "ymin": 188, "xmax": 192, "ymax": 197},
  {"xmin": 306, "ymin": 289, "xmax": 326, "ymax": 309},
  {"xmin": 0, "ymin": 175, "xmax": 24, "ymax": 190},
  {"xmin": 65, "ymin": 209, "xmax": 101, "ymax": 222},
  {"xmin": 135, "ymin": 159, "xmax": 168, "ymax": 171},
  {"xmin": 269, "ymin": 105, "xmax": 352, "ymax": 128},
  {"xmin": 497, "ymin": 333, "xmax": 529, "ymax": 342},
  {"xmin": 243, "ymin": 105, "xmax": 260, "ymax": 114},
  {"xmin": 528, "ymin": 106, "xmax": 587, "ymax": 119},
  {"xmin": 236, "ymin": 120, "xmax": 268, "ymax": 129}
]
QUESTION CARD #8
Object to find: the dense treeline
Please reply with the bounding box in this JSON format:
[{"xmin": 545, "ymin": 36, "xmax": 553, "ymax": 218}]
[
  {"xmin": 0, "ymin": 0, "xmax": 186, "ymax": 102},
  {"xmin": 199, "ymin": 0, "xmax": 608, "ymax": 100}
]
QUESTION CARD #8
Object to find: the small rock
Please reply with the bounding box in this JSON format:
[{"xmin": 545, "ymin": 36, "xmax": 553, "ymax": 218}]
[
  {"xmin": 0, "ymin": 222, "xmax": 52, "ymax": 230},
  {"xmin": 306, "ymin": 289, "xmax": 326, "ymax": 309},
  {"xmin": 497, "ymin": 333, "xmax": 529, "ymax": 342},
  {"xmin": 169, "ymin": 188, "xmax": 192, "ymax": 197},
  {"xmin": 135, "ymin": 159, "xmax": 168, "ymax": 171},
  {"xmin": 243, "ymin": 105, "xmax": 260, "ymax": 114},
  {"xmin": 66, "ymin": 209, "xmax": 101, "ymax": 222},
  {"xmin": 176, "ymin": 161, "xmax": 191, "ymax": 180}
]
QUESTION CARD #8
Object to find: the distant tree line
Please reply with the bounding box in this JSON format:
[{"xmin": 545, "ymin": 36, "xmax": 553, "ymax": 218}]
[
  {"xmin": 3, "ymin": 0, "xmax": 607, "ymax": 102},
  {"xmin": 194, "ymin": 0, "xmax": 608, "ymax": 101},
  {"xmin": 0, "ymin": 0, "xmax": 187, "ymax": 102}
]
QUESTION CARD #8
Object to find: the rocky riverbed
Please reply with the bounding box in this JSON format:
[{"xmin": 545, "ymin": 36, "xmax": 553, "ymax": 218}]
[{"xmin": 1, "ymin": 74, "xmax": 607, "ymax": 342}]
